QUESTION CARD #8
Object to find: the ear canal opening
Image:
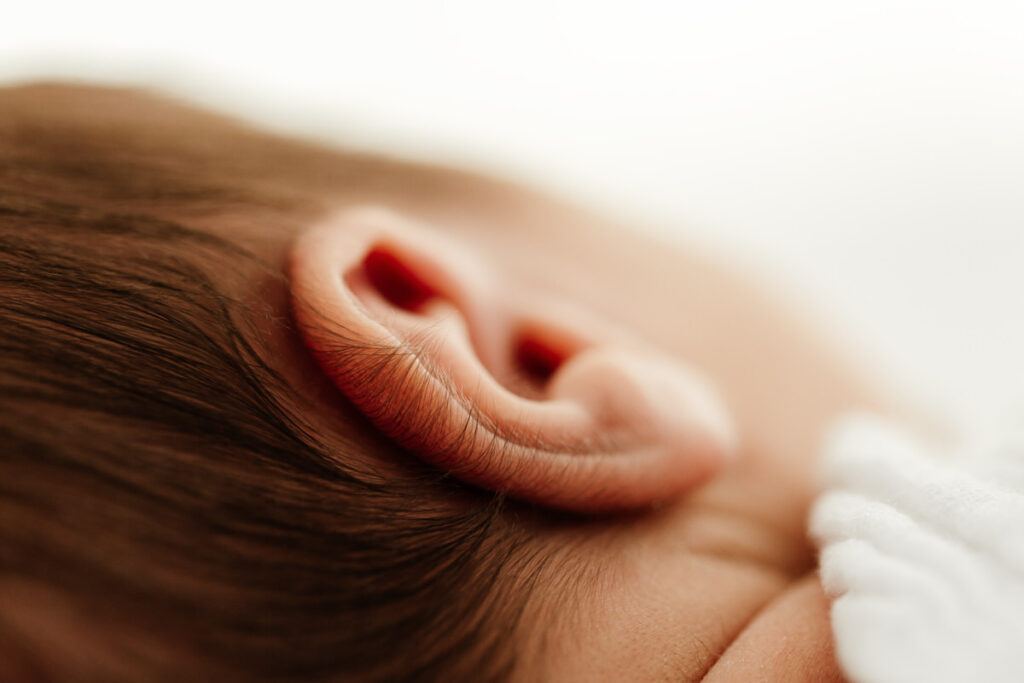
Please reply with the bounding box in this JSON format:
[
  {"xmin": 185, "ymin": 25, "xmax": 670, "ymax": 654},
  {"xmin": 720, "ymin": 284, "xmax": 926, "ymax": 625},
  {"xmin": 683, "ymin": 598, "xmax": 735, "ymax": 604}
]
[
  {"xmin": 362, "ymin": 247, "xmax": 435, "ymax": 312},
  {"xmin": 512, "ymin": 326, "xmax": 581, "ymax": 391},
  {"xmin": 514, "ymin": 336, "xmax": 566, "ymax": 384}
]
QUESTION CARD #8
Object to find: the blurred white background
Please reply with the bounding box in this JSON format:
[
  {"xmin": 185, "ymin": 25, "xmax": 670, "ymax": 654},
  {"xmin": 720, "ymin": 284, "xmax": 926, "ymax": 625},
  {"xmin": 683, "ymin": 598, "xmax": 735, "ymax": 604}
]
[{"xmin": 3, "ymin": 1, "xmax": 1023, "ymax": 435}]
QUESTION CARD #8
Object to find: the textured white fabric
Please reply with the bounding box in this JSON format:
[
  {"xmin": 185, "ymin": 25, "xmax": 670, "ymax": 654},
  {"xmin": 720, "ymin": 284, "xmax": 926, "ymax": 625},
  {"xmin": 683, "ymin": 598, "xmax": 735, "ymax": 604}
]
[{"xmin": 810, "ymin": 415, "xmax": 1024, "ymax": 683}]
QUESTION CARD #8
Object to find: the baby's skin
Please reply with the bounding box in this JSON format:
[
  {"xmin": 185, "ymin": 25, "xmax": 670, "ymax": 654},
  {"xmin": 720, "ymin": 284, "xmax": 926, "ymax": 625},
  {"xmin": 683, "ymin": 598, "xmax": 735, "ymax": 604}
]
[{"xmin": 5, "ymin": 84, "xmax": 894, "ymax": 680}]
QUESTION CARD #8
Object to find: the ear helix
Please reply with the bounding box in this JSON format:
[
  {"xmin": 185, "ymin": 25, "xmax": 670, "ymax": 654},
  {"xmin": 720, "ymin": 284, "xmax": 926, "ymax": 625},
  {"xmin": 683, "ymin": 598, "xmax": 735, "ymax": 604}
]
[{"xmin": 289, "ymin": 208, "xmax": 736, "ymax": 512}]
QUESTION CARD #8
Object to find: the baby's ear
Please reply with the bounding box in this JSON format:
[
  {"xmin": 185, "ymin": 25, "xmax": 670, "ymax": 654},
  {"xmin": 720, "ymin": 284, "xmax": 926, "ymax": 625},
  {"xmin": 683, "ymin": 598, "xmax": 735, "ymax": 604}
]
[{"xmin": 288, "ymin": 207, "xmax": 735, "ymax": 513}]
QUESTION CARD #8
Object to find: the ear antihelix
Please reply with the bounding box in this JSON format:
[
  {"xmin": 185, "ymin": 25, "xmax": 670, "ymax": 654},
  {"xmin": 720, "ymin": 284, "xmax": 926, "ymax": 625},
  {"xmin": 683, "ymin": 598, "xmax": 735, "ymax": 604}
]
[{"xmin": 289, "ymin": 209, "xmax": 736, "ymax": 513}]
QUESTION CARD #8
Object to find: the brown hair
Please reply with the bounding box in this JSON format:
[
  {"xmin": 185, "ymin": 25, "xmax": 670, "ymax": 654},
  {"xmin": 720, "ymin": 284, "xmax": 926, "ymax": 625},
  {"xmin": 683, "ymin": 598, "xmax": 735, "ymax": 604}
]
[{"xmin": 0, "ymin": 84, "xmax": 553, "ymax": 682}]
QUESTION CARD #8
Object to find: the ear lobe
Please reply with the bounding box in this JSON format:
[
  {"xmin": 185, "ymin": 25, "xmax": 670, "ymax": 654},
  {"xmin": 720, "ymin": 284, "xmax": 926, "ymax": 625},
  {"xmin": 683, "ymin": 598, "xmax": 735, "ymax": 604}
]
[{"xmin": 288, "ymin": 207, "xmax": 736, "ymax": 513}]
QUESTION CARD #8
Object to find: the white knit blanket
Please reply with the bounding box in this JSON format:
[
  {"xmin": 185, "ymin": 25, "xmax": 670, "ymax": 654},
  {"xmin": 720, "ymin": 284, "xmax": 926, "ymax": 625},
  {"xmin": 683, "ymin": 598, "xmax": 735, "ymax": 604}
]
[{"xmin": 810, "ymin": 415, "xmax": 1024, "ymax": 683}]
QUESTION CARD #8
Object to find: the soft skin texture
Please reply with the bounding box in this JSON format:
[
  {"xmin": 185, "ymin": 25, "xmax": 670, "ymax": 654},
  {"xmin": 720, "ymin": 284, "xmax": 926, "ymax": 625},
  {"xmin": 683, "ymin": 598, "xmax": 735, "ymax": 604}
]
[
  {"xmin": 1, "ymin": 84, "xmax": 894, "ymax": 680},
  {"xmin": 704, "ymin": 575, "xmax": 843, "ymax": 683}
]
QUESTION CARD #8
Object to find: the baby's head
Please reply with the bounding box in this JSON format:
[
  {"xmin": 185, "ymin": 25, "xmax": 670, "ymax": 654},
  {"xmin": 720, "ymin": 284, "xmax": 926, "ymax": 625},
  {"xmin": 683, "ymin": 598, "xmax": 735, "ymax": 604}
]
[{"xmin": 0, "ymin": 84, "xmax": 863, "ymax": 680}]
